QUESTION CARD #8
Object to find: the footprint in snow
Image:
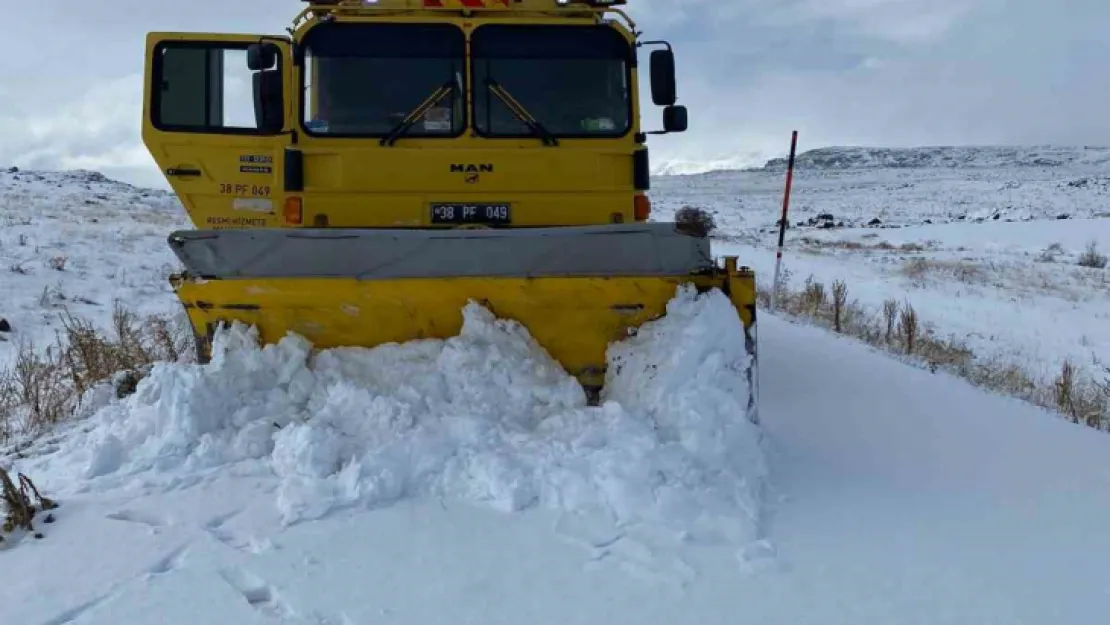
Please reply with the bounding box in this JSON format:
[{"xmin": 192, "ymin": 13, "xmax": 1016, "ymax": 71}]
[
  {"xmin": 218, "ymin": 566, "xmax": 295, "ymax": 619},
  {"xmin": 104, "ymin": 509, "xmax": 169, "ymax": 533}
]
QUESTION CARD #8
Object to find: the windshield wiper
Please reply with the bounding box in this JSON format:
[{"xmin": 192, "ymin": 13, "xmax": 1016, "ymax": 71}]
[
  {"xmin": 380, "ymin": 80, "xmax": 456, "ymax": 147},
  {"xmin": 486, "ymin": 78, "xmax": 558, "ymax": 147}
]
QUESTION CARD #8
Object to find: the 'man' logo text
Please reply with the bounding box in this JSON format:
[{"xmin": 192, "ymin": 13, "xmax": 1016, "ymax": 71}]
[{"xmin": 450, "ymin": 164, "xmax": 494, "ymax": 173}]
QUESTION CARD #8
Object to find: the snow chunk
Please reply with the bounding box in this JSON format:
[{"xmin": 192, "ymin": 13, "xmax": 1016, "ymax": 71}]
[{"xmin": 21, "ymin": 286, "xmax": 765, "ymax": 546}]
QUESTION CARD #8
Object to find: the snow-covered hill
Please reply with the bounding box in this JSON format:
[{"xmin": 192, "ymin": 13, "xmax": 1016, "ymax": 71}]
[
  {"xmin": 760, "ymin": 145, "xmax": 1110, "ymax": 171},
  {"xmin": 0, "ymin": 168, "xmax": 187, "ymax": 364},
  {"xmin": 651, "ymin": 152, "xmax": 771, "ymax": 176},
  {"xmin": 655, "ymin": 151, "xmax": 1110, "ymax": 233}
]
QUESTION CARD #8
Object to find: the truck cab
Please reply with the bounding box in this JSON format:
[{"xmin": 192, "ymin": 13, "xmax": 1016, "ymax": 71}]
[{"xmin": 142, "ymin": 0, "xmax": 688, "ymax": 231}]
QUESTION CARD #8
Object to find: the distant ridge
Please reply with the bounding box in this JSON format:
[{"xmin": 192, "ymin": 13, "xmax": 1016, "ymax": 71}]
[{"xmin": 760, "ymin": 145, "xmax": 1110, "ymax": 171}]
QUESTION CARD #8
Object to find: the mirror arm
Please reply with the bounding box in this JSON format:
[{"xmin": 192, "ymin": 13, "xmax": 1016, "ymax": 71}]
[{"xmin": 637, "ymin": 39, "xmax": 673, "ymax": 52}]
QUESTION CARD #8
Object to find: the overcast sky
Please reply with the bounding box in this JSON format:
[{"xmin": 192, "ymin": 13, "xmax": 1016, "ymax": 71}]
[{"xmin": 1, "ymin": 0, "xmax": 1108, "ymax": 188}]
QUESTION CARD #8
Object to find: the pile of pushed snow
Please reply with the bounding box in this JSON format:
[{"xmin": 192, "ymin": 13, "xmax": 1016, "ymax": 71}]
[{"xmin": 18, "ymin": 285, "xmax": 765, "ymax": 545}]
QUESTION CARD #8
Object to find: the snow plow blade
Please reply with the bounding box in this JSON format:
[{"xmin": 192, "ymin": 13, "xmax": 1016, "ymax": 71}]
[{"xmin": 166, "ymin": 223, "xmax": 758, "ymax": 414}]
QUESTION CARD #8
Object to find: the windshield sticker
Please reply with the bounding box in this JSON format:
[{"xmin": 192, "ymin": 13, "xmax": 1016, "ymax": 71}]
[
  {"xmin": 424, "ymin": 107, "xmax": 452, "ymax": 131},
  {"xmin": 582, "ymin": 117, "xmax": 616, "ymax": 132}
]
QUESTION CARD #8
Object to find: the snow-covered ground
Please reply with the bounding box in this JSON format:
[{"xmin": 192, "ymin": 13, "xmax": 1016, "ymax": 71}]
[
  {"xmin": 2, "ymin": 146, "xmax": 1110, "ymax": 623},
  {"xmin": 654, "ymin": 146, "xmax": 1110, "ymax": 380},
  {"xmin": 0, "ymin": 168, "xmax": 186, "ymax": 364},
  {"xmin": 4, "ymin": 303, "xmax": 1109, "ymax": 624}
]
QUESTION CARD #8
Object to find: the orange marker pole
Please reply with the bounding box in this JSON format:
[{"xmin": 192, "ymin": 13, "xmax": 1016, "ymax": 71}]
[{"xmin": 770, "ymin": 130, "xmax": 798, "ymax": 311}]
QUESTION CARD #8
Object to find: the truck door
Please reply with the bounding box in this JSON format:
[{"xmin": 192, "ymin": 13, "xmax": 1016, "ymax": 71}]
[{"xmin": 142, "ymin": 33, "xmax": 292, "ymax": 230}]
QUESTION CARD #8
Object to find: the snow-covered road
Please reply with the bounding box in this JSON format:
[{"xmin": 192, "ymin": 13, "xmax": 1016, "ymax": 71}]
[{"xmin": 754, "ymin": 316, "xmax": 1110, "ymax": 624}]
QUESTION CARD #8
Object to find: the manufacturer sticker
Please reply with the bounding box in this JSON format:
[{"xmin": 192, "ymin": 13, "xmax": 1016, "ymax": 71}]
[
  {"xmin": 232, "ymin": 198, "xmax": 273, "ymax": 213},
  {"xmin": 205, "ymin": 216, "xmax": 268, "ymax": 228}
]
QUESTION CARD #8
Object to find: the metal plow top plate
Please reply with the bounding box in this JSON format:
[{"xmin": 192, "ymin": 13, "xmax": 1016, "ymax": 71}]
[{"xmin": 167, "ymin": 223, "xmax": 717, "ymax": 280}]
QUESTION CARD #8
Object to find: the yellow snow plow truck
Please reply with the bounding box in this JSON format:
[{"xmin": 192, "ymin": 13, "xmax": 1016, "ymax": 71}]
[{"xmin": 141, "ymin": 0, "xmax": 758, "ymax": 416}]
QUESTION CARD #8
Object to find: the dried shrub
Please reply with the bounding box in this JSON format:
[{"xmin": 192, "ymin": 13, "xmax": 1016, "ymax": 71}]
[
  {"xmin": 950, "ymin": 262, "xmax": 985, "ymax": 284},
  {"xmin": 0, "ymin": 302, "xmax": 195, "ymax": 444},
  {"xmin": 898, "ymin": 302, "xmax": 918, "ymax": 354},
  {"xmin": 1052, "ymin": 360, "xmax": 1106, "ymax": 429},
  {"xmin": 902, "ymin": 257, "xmax": 931, "ymax": 282},
  {"xmin": 831, "ymin": 280, "xmax": 848, "ymax": 333},
  {"xmin": 882, "ymin": 298, "xmax": 898, "ymax": 343},
  {"xmin": 1037, "ymin": 242, "xmax": 1064, "ymax": 263},
  {"xmin": 1077, "ymin": 241, "xmax": 1107, "ymax": 269},
  {"xmin": 801, "ymin": 276, "xmax": 826, "ymax": 316},
  {"xmin": 1056, "ymin": 360, "xmax": 1077, "ymax": 422},
  {"xmin": 674, "ymin": 206, "xmax": 717, "ymax": 237},
  {"xmin": 1, "ymin": 340, "xmax": 72, "ymax": 437},
  {"xmin": 1, "ymin": 468, "xmax": 57, "ymax": 542}
]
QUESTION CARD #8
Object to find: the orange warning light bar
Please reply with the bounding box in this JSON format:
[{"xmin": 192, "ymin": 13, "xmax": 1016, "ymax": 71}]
[
  {"xmin": 423, "ymin": 0, "xmax": 511, "ymax": 7},
  {"xmin": 310, "ymin": 0, "xmax": 628, "ymax": 10}
]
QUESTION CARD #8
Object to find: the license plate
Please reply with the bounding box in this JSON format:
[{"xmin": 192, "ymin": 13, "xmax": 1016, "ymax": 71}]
[{"xmin": 430, "ymin": 203, "xmax": 511, "ymax": 225}]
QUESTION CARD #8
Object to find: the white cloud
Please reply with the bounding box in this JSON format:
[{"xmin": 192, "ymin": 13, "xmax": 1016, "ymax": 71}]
[
  {"xmin": 646, "ymin": 0, "xmax": 1110, "ymax": 165},
  {"xmin": 784, "ymin": 0, "xmax": 971, "ymax": 43},
  {"xmin": 0, "ymin": 73, "xmax": 160, "ymax": 186},
  {"xmin": 1, "ymin": 0, "xmax": 1108, "ymax": 186}
]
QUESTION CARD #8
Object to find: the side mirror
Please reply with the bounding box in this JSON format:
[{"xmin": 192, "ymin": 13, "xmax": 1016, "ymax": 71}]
[
  {"xmin": 650, "ymin": 49, "xmax": 677, "ymax": 106},
  {"xmin": 663, "ymin": 105, "xmax": 687, "ymax": 133},
  {"xmin": 247, "ymin": 43, "xmax": 278, "ymax": 71},
  {"xmin": 253, "ymin": 70, "xmax": 284, "ymax": 132}
]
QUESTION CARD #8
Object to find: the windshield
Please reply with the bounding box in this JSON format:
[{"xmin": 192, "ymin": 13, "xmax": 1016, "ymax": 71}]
[
  {"xmin": 471, "ymin": 24, "xmax": 632, "ymax": 138},
  {"xmin": 301, "ymin": 22, "xmax": 465, "ymax": 137}
]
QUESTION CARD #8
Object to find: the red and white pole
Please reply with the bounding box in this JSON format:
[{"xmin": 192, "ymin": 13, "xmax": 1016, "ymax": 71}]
[{"xmin": 770, "ymin": 130, "xmax": 798, "ymax": 311}]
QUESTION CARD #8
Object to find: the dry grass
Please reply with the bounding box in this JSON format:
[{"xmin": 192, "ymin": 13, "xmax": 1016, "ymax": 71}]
[
  {"xmin": 1037, "ymin": 242, "xmax": 1065, "ymax": 263},
  {"xmin": 900, "ymin": 257, "xmax": 987, "ymax": 285},
  {"xmin": 0, "ymin": 302, "xmax": 195, "ymax": 444},
  {"xmin": 1042, "ymin": 240, "xmax": 1109, "ymax": 270},
  {"xmin": 893, "ymin": 255, "xmax": 1110, "ymax": 302},
  {"xmin": 0, "ymin": 303, "xmax": 193, "ymax": 544},
  {"xmin": 764, "ymin": 274, "xmax": 1109, "ymax": 432},
  {"xmin": 1, "ymin": 467, "xmax": 57, "ymax": 544},
  {"xmin": 798, "ymin": 236, "xmax": 937, "ymax": 254}
]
